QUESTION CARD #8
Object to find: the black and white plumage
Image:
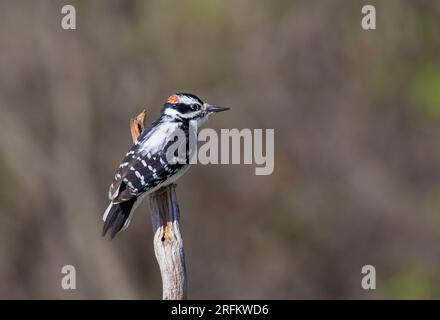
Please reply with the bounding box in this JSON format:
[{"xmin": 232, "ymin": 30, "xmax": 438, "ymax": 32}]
[{"xmin": 102, "ymin": 93, "xmax": 229, "ymax": 238}]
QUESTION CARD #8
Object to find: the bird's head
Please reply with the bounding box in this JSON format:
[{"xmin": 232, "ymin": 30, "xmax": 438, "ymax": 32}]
[{"xmin": 162, "ymin": 93, "xmax": 229, "ymax": 125}]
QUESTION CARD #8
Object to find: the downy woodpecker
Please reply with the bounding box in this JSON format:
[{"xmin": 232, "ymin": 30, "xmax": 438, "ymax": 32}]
[{"xmin": 102, "ymin": 93, "xmax": 229, "ymax": 238}]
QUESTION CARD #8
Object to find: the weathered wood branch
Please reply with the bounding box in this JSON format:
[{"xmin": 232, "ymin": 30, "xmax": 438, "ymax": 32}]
[{"xmin": 130, "ymin": 110, "xmax": 187, "ymax": 300}]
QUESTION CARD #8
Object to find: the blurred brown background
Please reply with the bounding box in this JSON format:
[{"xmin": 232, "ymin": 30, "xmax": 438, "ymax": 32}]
[{"xmin": 1, "ymin": 0, "xmax": 440, "ymax": 299}]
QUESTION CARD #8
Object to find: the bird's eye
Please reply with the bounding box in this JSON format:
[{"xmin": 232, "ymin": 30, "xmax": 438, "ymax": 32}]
[{"xmin": 190, "ymin": 104, "xmax": 200, "ymax": 111}]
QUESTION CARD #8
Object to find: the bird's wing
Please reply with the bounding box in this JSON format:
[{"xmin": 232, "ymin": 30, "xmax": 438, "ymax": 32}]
[{"xmin": 108, "ymin": 123, "xmax": 187, "ymax": 203}]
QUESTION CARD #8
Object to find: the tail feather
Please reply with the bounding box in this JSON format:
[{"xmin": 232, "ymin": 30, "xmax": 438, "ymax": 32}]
[{"xmin": 102, "ymin": 198, "xmax": 137, "ymax": 239}]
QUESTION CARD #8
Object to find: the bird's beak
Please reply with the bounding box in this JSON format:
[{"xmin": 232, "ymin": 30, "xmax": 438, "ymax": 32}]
[{"xmin": 205, "ymin": 104, "xmax": 230, "ymax": 113}]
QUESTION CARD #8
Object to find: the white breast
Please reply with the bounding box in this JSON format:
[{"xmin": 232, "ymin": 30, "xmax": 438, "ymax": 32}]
[{"xmin": 138, "ymin": 121, "xmax": 179, "ymax": 156}]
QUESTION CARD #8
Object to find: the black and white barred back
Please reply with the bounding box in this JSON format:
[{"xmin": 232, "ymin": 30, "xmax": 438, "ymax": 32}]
[{"xmin": 102, "ymin": 93, "xmax": 229, "ymax": 238}]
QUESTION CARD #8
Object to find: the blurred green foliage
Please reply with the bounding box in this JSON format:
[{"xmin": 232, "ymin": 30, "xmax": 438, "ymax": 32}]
[
  {"xmin": 413, "ymin": 64, "xmax": 440, "ymax": 120},
  {"xmin": 385, "ymin": 268, "xmax": 438, "ymax": 299}
]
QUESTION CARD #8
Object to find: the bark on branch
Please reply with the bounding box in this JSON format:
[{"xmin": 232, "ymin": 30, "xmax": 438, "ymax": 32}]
[{"xmin": 130, "ymin": 110, "xmax": 187, "ymax": 300}]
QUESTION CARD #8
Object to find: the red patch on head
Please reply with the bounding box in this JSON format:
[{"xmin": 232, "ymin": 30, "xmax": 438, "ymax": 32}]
[{"xmin": 166, "ymin": 95, "xmax": 180, "ymax": 104}]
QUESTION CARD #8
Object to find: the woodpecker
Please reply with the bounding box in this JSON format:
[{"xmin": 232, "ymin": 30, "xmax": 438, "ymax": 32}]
[{"xmin": 102, "ymin": 93, "xmax": 229, "ymax": 238}]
